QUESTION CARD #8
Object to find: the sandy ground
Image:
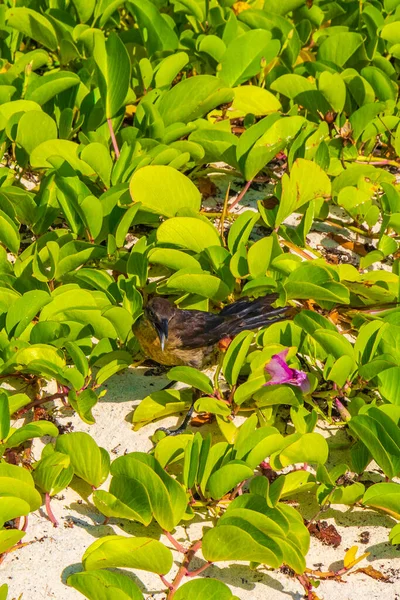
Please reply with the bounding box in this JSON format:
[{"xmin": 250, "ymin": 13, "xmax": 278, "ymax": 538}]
[{"xmin": 3, "ymin": 368, "xmax": 400, "ymax": 600}]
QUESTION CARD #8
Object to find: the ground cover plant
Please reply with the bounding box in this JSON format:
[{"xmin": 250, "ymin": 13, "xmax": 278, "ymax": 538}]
[{"xmin": 0, "ymin": 0, "xmax": 400, "ymax": 598}]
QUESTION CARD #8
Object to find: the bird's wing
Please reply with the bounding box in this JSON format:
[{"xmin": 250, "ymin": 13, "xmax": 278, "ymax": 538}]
[
  {"xmin": 169, "ymin": 309, "xmax": 225, "ymax": 349},
  {"xmin": 219, "ymin": 294, "xmax": 279, "ymax": 318},
  {"xmin": 169, "ymin": 296, "xmax": 290, "ymax": 350}
]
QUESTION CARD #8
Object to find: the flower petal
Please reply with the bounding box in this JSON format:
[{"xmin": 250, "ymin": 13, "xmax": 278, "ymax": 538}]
[{"xmin": 265, "ymin": 350, "xmax": 293, "ymax": 385}]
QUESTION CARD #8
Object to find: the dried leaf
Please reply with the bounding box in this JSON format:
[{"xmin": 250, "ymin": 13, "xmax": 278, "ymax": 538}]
[
  {"xmin": 353, "ymin": 566, "xmax": 390, "ymax": 582},
  {"xmin": 344, "ymin": 545, "xmax": 370, "ymax": 569},
  {"xmin": 191, "ymin": 413, "xmax": 214, "ymax": 427},
  {"xmin": 232, "ymin": 1, "xmax": 252, "ymax": 15},
  {"xmin": 197, "ymin": 177, "xmax": 218, "ymax": 199},
  {"xmin": 308, "ymin": 521, "xmax": 342, "ymax": 548},
  {"xmin": 328, "ymin": 234, "xmax": 369, "ymax": 257}
]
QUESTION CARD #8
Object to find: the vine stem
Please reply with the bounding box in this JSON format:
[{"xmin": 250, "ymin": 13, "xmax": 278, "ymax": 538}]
[
  {"xmin": 228, "ymin": 178, "xmax": 253, "ymax": 212},
  {"xmin": 107, "ymin": 118, "xmax": 120, "ymax": 158},
  {"xmin": 20, "ymin": 392, "xmax": 69, "ymax": 413},
  {"xmin": 45, "ymin": 493, "xmax": 58, "ymax": 527},
  {"xmin": 161, "ymin": 540, "xmax": 209, "ymax": 599},
  {"xmin": 296, "ymin": 573, "xmax": 314, "ymax": 599},
  {"xmin": 163, "ymin": 530, "xmax": 186, "ymax": 554}
]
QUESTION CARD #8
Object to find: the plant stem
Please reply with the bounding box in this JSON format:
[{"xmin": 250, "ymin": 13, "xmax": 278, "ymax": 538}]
[
  {"xmin": 160, "ymin": 574, "xmax": 173, "ymax": 590},
  {"xmin": 296, "ymin": 573, "xmax": 314, "ymax": 599},
  {"xmin": 163, "ymin": 530, "xmax": 186, "ymax": 554},
  {"xmin": 280, "ymin": 239, "xmax": 317, "ymax": 260},
  {"xmin": 21, "ymin": 392, "xmax": 69, "ymax": 413},
  {"xmin": 165, "ymin": 540, "xmax": 204, "ymax": 599},
  {"xmin": 228, "ymin": 178, "xmax": 253, "ymax": 212},
  {"xmin": 186, "ymin": 561, "xmax": 213, "ymax": 577},
  {"xmin": 45, "ymin": 493, "xmax": 58, "ymax": 527},
  {"xmin": 107, "ymin": 118, "xmax": 120, "ymax": 158},
  {"xmin": 219, "ymin": 182, "xmax": 231, "ymax": 241}
]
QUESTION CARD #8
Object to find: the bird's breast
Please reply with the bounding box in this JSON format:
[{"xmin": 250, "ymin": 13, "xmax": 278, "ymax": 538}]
[{"xmin": 133, "ymin": 316, "xmax": 204, "ymax": 367}]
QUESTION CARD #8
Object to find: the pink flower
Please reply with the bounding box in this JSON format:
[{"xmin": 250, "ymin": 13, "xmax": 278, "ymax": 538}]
[{"xmin": 264, "ymin": 349, "xmax": 310, "ymax": 393}]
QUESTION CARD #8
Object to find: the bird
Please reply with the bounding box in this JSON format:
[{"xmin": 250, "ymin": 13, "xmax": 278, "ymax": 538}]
[{"xmin": 132, "ymin": 294, "xmax": 291, "ymax": 369}]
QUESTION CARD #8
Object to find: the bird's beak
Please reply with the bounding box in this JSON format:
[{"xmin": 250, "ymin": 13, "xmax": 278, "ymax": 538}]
[{"xmin": 155, "ymin": 318, "xmax": 169, "ymax": 351}]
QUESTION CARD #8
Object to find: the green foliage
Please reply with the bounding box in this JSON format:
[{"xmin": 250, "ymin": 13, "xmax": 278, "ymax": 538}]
[{"xmin": 1, "ymin": 0, "xmax": 400, "ymax": 598}]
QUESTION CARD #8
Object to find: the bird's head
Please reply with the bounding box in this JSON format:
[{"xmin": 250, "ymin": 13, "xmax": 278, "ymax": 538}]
[{"xmin": 145, "ymin": 297, "xmax": 175, "ymax": 351}]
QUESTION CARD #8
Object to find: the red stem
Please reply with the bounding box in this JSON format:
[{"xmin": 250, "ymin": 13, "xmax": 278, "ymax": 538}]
[
  {"xmin": 160, "ymin": 574, "xmax": 173, "ymax": 590},
  {"xmin": 163, "ymin": 530, "xmax": 186, "ymax": 554},
  {"xmin": 107, "ymin": 118, "xmax": 120, "ymax": 158},
  {"xmin": 167, "ymin": 540, "xmax": 202, "ymax": 599},
  {"xmin": 228, "ymin": 179, "xmax": 253, "ymax": 211},
  {"xmin": 186, "ymin": 561, "xmax": 213, "ymax": 577},
  {"xmin": 45, "ymin": 493, "xmax": 58, "ymax": 527}
]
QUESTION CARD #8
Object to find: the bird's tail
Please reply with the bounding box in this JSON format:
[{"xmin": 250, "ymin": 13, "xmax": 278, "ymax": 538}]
[{"xmin": 218, "ymin": 294, "xmax": 292, "ymax": 338}]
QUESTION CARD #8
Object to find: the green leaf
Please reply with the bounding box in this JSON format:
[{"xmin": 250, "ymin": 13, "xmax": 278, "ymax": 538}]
[
  {"xmin": 148, "ymin": 248, "xmax": 201, "ymax": 272},
  {"xmin": 93, "ymin": 487, "xmax": 151, "ymax": 524},
  {"xmin": 110, "ymin": 453, "xmax": 187, "ymax": 530},
  {"xmin": 174, "ymin": 579, "xmax": 238, "ymax": 600},
  {"xmin": 167, "ymin": 366, "xmax": 213, "ymax": 394},
  {"xmin": 130, "ymin": 166, "xmax": 200, "ymax": 218},
  {"xmin": 113, "ymin": 204, "xmax": 141, "ymax": 249},
  {"xmin": 68, "ymin": 569, "xmax": 143, "ymax": 600},
  {"xmin": 16, "ymin": 111, "xmax": 57, "ymax": 155},
  {"xmin": 25, "ymin": 72, "xmax": 80, "ymax": 106},
  {"xmin": 6, "ymin": 421, "xmax": 58, "ymax": 449},
  {"xmin": 222, "ymin": 331, "xmax": 254, "ymax": 386},
  {"xmin": 68, "ymin": 389, "xmax": 98, "ymax": 425},
  {"xmin": 349, "ymin": 410, "xmax": 400, "ymax": 478},
  {"xmin": 55, "ymin": 432, "xmax": 110, "ymax": 488},
  {"xmin": 218, "ymin": 30, "xmax": 280, "ymax": 87},
  {"xmin": 317, "ymin": 32, "xmax": 364, "ymax": 67},
  {"xmin": 164, "ymin": 268, "xmax": 230, "ymax": 301},
  {"xmin": 202, "ymin": 506, "xmax": 306, "ymax": 573},
  {"xmin": 277, "ymin": 433, "xmax": 329, "ymax": 468},
  {"xmin": 378, "ymin": 367, "xmax": 400, "ymax": 405},
  {"xmin": 6, "ymin": 290, "xmax": 51, "ymax": 338},
  {"xmin": 312, "ymin": 329, "xmax": 354, "ymax": 359},
  {"xmin": 0, "ymin": 477, "xmax": 41, "ymax": 511},
  {"xmin": 154, "ymin": 53, "xmax": 189, "ymax": 90},
  {"xmin": 94, "ymin": 31, "xmax": 131, "ymax": 120},
  {"xmin": 156, "ymin": 217, "xmax": 221, "ymax": 252},
  {"xmin": 71, "ymin": 0, "xmax": 96, "ymax": 23},
  {"xmin": 389, "ymin": 523, "xmax": 400, "ymax": 545},
  {"xmin": 81, "ymin": 143, "xmax": 113, "ymax": 189},
  {"xmin": 33, "ymin": 451, "xmax": 74, "ymax": 496},
  {"xmin": 0, "ymin": 392, "xmax": 10, "ymax": 442},
  {"xmin": 83, "ymin": 535, "xmax": 173, "ymax": 574},
  {"xmin": 362, "ymin": 482, "xmax": 400, "ymax": 519},
  {"xmin": 228, "ymin": 211, "xmax": 259, "ymax": 254},
  {"xmin": 230, "ymin": 85, "xmax": 281, "ymax": 117},
  {"xmin": 6, "ymin": 8, "xmax": 57, "ymax": 51},
  {"xmin": 0, "ymin": 210, "xmax": 20, "ymax": 255},
  {"xmin": 158, "ymin": 75, "xmax": 233, "ymax": 127},
  {"xmin": 30, "ymin": 140, "xmax": 94, "ymax": 176},
  {"xmin": 129, "ymin": 0, "xmax": 178, "ymax": 56},
  {"xmin": 318, "ymin": 71, "xmax": 346, "ymax": 113},
  {"xmin": 0, "ymin": 496, "xmax": 30, "ymax": 529},
  {"xmin": 133, "ymin": 389, "xmax": 192, "ymax": 430},
  {"xmin": 240, "ymin": 116, "xmax": 305, "ymax": 181},
  {"xmin": 275, "ymin": 159, "xmax": 331, "ymax": 226},
  {"xmin": 189, "ymin": 129, "xmax": 238, "ymax": 166},
  {"xmin": 207, "ymin": 461, "xmax": 254, "ymax": 499},
  {"xmin": 0, "ymin": 529, "xmax": 25, "ymax": 555}
]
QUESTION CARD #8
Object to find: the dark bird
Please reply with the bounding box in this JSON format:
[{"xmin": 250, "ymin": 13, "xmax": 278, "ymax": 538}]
[{"xmin": 132, "ymin": 294, "xmax": 291, "ymax": 369}]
